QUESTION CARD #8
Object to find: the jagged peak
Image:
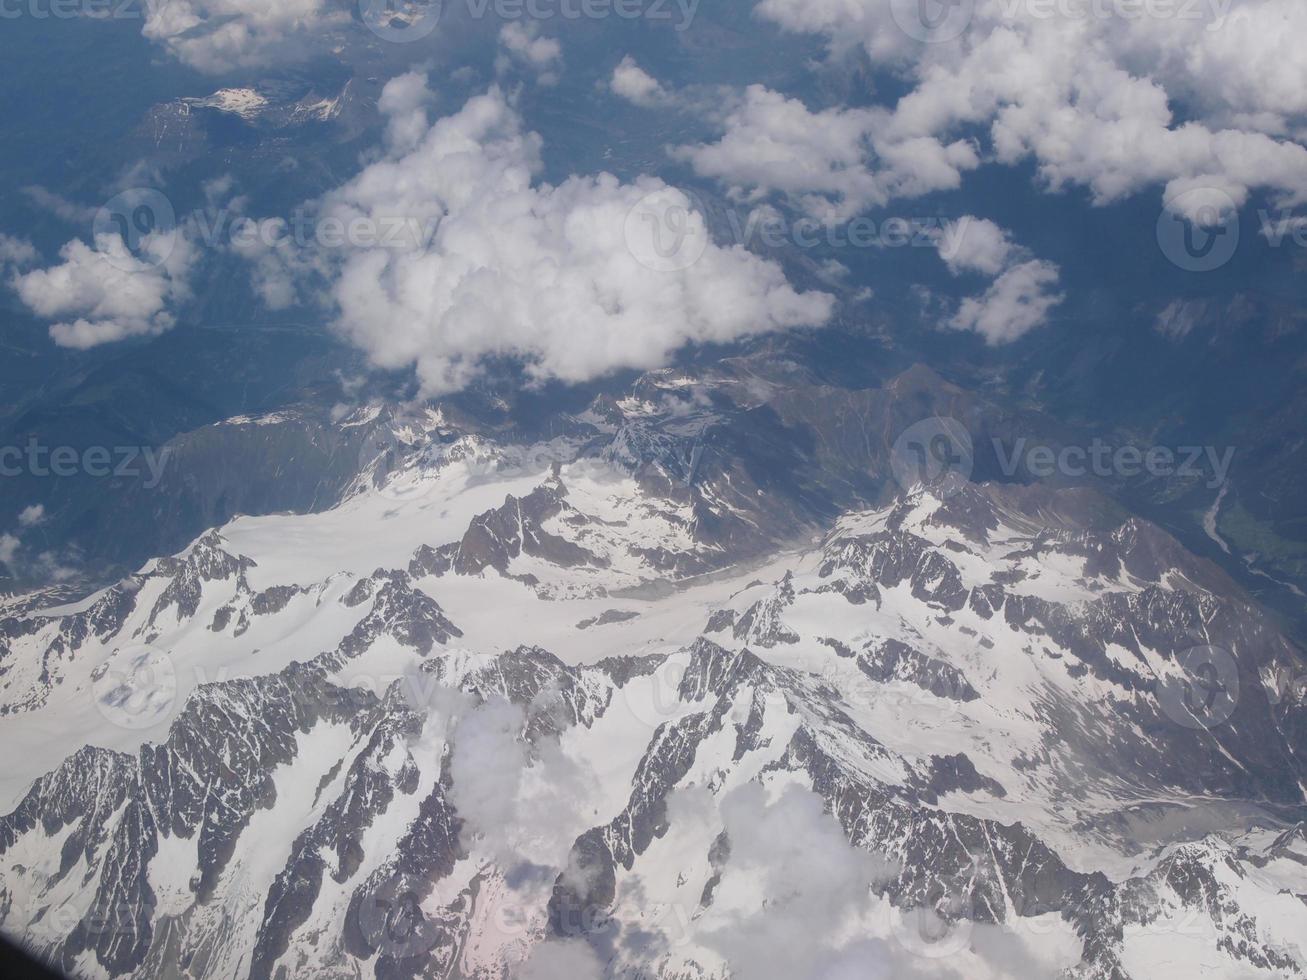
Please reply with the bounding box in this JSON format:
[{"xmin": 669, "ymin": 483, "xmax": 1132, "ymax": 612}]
[{"xmin": 151, "ymin": 529, "xmax": 256, "ymax": 577}]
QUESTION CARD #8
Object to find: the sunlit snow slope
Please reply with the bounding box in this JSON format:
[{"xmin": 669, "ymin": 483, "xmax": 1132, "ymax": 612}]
[{"xmin": 2, "ymin": 380, "xmax": 1306, "ymax": 980}]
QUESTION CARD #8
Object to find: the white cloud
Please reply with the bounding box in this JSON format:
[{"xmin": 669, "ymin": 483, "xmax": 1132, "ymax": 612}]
[
  {"xmin": 610, "ymin": 56, "xmax": 671, "ymax": 107},
  {"xmin": 17, "ymin": 505, "xmax": 46, "ymax": 528},
  {"xmin": 0, "ymin": 234, "xmax": 37, "ymax": 268},
  {"xmin": 754, "ymin": 0, "xmax": 1307, "ymax": 220},
  {"xmin": 671, "ymin": 85, "xmax": 977, "ymax": 223},
  {"xmin": 0, "ymin": 534, "xmax": 18, "ymax": 566},
  {"xmin": 449, "ymin": 698, "xmax": 532, "ymax": 857},
  {"xmin": 816, "ymin": 258, "xmax": 851, "ymax": 283},
  {"xmin": 696, "ymin": 782, "xmax": 899, "ymax": 980},
  {"xmin": 202, "ymin": 174, "xmax": 240, "ymax": 207},
  {"xmin": 140, "ymin": 0, "xmax": 346, "ymax": 73},
  {"xmin": 934, "ymin": 217, "xmax": 1014, "ymax": 276},
  {"xmin": 1109, "ymin": 0, "xmax": 1307, "ymax": 126},
  {"xmin": 497, "ymin": 23, "xmax": 564, "ymax": 85},
  {"xmin": 228, "ymin": 217, "xmax": 302, "ymax": 311},
  {"xmin": 121, "ymin": 0, "xmax": 1307, "ymax": 225},
  {"xmin": 518, "ymin": 940, "xmax": 605, "ymax": 980},
  {"xmin": 22, "ymin": 186, "xmax": 95, "ymax": 224},
  {"xmin": 448, "ymin": 696, "xmax": 597, "ymax": 874},
  {"xmin": 929, "ymin": 218, "xmax": 1062, "ymax": 341},
  {"xmin": 9, "ymin": 231, "xmax": 196, "ymax": 349},
  {"xmin": 755, "ymin": 0, "xmax": 917, "ymax": 64},
  {"xmin": 254, "ymin": 78, "xmax": 832, "ymax": 395},
  {"xmin": 947, "ymin": 258, "xmax": 1064, "ymax": 344},
  {"xmin": 31, "ymin": 551, "xmax": 79, "ymax": 583},
  {"xmin": 377, "ymin": 70, "xmax": 436, "ymax": 155},
  {"xmin": 670, "ymin": 86, "xmax": 883, "ymax": 222}
]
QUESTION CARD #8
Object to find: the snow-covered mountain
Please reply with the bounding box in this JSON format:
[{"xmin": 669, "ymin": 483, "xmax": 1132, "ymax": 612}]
[{"xmin": 1, "ymin": 368, "xmax": 1306, "ymax": 980}]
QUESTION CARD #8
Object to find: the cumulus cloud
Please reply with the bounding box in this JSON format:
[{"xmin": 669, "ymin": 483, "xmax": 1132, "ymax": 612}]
[
  {"xmin": 0, "ymin": 233, "xmax": 37, "ymax": 268},
  {"xmin": 0, "ymin": 527, "xmax": 78, "ymax": 581},
  {"xmin": 1107, "ymin": 0, "xmax": 1307, "ymax": 127},
  {"xmin": 755, "ymin": 0, "xmax": 920, "ymax": 64},
  {"xmin": 934, "ymin": 216, "xmax": 1014, "ymax": 276},
  {"xmin": 17, "ymin": 505, "xmax": 46, "ymax": 528},
  {"xmin": 696, "ymin": 782, "xmax": 899, "ymax": 980},
  {"xmin": 9, "ymin": 231, "xmax": 196, "ymax": 349},
  {"xmin": 518, "ymin": 940, "xmax": 605, "ymax": 980},
  {"xmin": 947, "ymin": 259, "xmax": 1064, "ymax": 344},
  {"xmin": 929, "ymin": 218, "xmax": 1062, "ymax": 342},
  {"xmin": 448, "ymin": 696, "xmax": 597, "ymax": 875},
  {"xmin": 610, "ymin": 56, "xmax": 672, "ymax": 107},
  {"xmin": 754, "ymin": 0, "xmax": 1307, "ymax": 221},
  {"xmin": 247, "ymin": 77, "xmax": 833, "ymax": 395},
  {"xmin": 140, "ymin": 0, "xmax": 347, "ymax": 73},
  {"xmin": 670, "ymin": 85, "xmax": 977, "ymax": 223},
  {"xmin": 377, "ymin": 70, "xmax": 437, "ymax": 154},
  {"xmin": 227, "ymin": 218, "xmax": 303, "ymax": 311},
  {"xmin": 497, "ymin": 23, "xmax": 564, "ymax": 85},
  {"xmin": 22, "ymin": 186, "xmax": 95, "ymax": 224},
  {"xmin": 121, "ymin": 0, "xmax": 1307, "ymax": 228}
]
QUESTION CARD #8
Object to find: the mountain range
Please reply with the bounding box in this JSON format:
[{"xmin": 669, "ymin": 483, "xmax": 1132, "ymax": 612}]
[{"xmin": 1, "ymin": 356, "xmax": 1305, "ymax": 979}]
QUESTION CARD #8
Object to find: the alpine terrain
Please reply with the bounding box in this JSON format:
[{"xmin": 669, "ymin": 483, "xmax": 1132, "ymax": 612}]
[{"xmin": 1, "ymin": 362, "xmax": 1305, "ymax": 980}]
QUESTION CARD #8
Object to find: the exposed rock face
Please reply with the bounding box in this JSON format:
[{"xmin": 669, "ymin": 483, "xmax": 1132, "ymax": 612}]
[
  {"xmin": 857, "ymin": 638, "xmax": 979, "ymax": 703},
  {"xmin": 1, "ymin": 380, "xmax": 1306, "ymax": 980},
  {"xmin": 335, "ymin": 576, "xmax": 463, "ymax": 661}
]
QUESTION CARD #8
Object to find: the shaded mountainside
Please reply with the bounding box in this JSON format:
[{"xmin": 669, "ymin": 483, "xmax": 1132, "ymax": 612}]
[{"xmin": 0, "ymin": 404, "xmax": 1305, "ymax": 980}]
